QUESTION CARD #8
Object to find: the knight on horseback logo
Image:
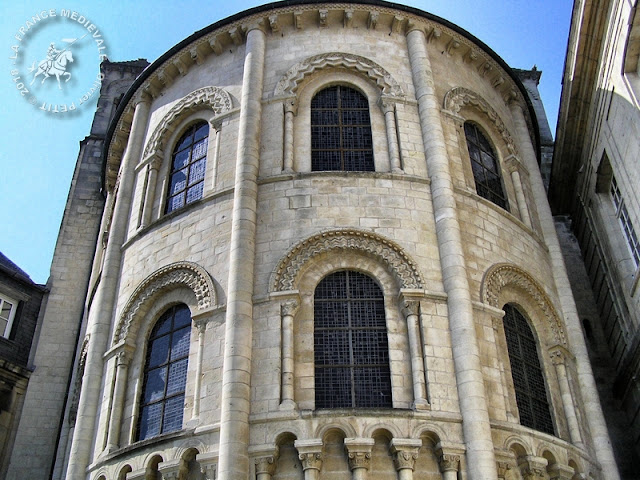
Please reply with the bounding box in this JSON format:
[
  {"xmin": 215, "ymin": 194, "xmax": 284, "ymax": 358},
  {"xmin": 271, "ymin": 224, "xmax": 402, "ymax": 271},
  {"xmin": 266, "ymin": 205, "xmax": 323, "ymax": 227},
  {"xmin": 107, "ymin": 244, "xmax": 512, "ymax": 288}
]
[{"xmin": 29, "ymin": 35, "xmax": 86, "ymax": 90}]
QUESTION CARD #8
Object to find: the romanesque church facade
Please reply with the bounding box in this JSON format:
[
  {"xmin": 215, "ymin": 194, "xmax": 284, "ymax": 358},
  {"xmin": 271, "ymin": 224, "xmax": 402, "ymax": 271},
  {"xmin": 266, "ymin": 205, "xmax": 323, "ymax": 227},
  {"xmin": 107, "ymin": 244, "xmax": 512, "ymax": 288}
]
[{"xmin": 4, "ymin": 1, "xmax": 628, "ymax": 479}]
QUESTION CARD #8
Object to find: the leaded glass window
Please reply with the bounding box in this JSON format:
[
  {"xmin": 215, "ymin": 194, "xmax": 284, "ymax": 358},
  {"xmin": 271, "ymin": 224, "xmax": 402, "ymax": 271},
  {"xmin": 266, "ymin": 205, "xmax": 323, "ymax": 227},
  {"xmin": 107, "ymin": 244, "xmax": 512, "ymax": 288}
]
[
  {"xmin": 464, "ymin": 122, "xmax": 509, "ymax": 210},
  {"xmin": 314, "ymin": 271, "xmax": 392, "ymax": 408},
  {"xmin": 503, "ymin": 304, "xmax": 554, "ymax": 435},
  {"xmin": 311, "ymin": 86, "xmax": 374, "ymax": 172},
  {"xmin": 137, "ymin": 304, "xmax": 191, "ymax": 441},
  {"xmin": 166, "ymin": 122, "xmax": 209, "ymax": 213}
]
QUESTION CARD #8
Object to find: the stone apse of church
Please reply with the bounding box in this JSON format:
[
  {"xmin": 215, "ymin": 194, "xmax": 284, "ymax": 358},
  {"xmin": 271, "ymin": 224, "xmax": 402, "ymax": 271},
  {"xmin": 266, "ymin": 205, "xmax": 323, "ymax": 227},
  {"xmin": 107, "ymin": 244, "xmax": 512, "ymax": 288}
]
[{"xmin": 10, "ymin": 2, "xmax": 621, "ymax": 480}]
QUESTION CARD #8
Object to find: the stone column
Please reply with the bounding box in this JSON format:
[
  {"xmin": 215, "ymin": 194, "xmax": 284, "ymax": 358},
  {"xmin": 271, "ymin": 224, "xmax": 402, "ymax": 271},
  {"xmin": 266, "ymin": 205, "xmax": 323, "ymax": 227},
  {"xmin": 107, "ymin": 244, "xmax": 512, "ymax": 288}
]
[
  {"xmin": 390, "ymin": 438, "xmax": 421, "ymax": 480},
  {"xmin": 140, "ymin": 152, "xmax": 162, "ymax": 229},
  {"xmin": 192, "ymin": 321, "xmax": 207, "ymax": 420},
  {"xmin": 217, "ymin": 22, "xmax": 266, "ymax": 480},
  {"xmin": 255, "ymin": 454, "xmax": 278, "ymax": 480},
  {"xmin": 65, "ymin": 94, "xmax": 151, "ymax": 480},
  {"xmin": 518, "ymin": 455, "xmax": 547, "ymax": 480},
  {"xmin": 401, "ymin": 298, "xmax": 429, "ymax": 409},
  {"xmin": 280, "ymin": 298, "xmax": 299, "ymax": 409},
  {"xmin": 381, "ymin": 98, "xmax": 402, "ymax": 172},
  {"xmin": 437, "ymin": 450, "xmax": 460, "ymax": 480},
  {"xmin": 549, "ymin": 346, "xmax": 583, "ymax": 446},
  {"xmin": 209, "ymin": 120, "xmax": 222, "ymax": 189},
  {"xmin": 504, "ymin": 155, "xmax": 532, "ymax": 228},
  {"xmin": 406, "ymin": 24, "xmax": 497, "ymax": 479},
  {"xmin": 295, "ymin": 439, "xmax": 324, "ymax": 480},
  {"xmin": 104, "ymin": 346, "xmax": 133, "ymax": 451},
  {"xmin": 344, "ymin": 438, "xmax": 374, "ymax": 480},
  {"xmin": 283, "ymin": 99, "xmax": 297, "ymax": 173},
  {"xmin": 510, "ymin": 102, "xmax": 620, "ymax": 479}
]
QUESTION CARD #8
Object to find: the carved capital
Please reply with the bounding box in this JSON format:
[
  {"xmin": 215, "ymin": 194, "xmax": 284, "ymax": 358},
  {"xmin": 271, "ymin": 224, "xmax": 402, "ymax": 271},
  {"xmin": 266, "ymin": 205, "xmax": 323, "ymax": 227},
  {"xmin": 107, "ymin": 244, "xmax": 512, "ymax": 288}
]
[
  {"xmin": 255, "ymin": 455, "xmax": 278, "ymax": 476},
  {"xmin": 298, "ymin": 451, "xmax": 323, "ymax": 471},
  {"xmin": 438, "ymin": 453, "xmax": 460, "ymax": 473},
  {"xmin": 281, "ymin": 298, "xmax": 300, "ymax": 317},
  {"xmin": 284, "ymin": 99, "xmax": 298, "ymax": 116},
  {"xmin": 519, "ymin": 456, "xmax": 548, "ymax": 480},
  {"xmin": 295, "ymin": 439, "xmax": 324, "ymax": 472},
  {"xmin": 393, "ymin": 449, "xmax": 418, "ymax": 471},
  {"xmin": 347, "ymin": 451, "xmax": 371, "ymax": 471},
  {"xmin": 548, "ymin": 463, "xmax": 575, "ymax": 480},
  {"xmin": 402, "ymin": 300, "xmax": 420, "ymax": 318},
  {"xmin": 344, "ymin": 438, "xmax": 374, "ymax": 471},
  {"xmin": 497, "ymin": 461, "xmax": 513, "ymax": 478}
]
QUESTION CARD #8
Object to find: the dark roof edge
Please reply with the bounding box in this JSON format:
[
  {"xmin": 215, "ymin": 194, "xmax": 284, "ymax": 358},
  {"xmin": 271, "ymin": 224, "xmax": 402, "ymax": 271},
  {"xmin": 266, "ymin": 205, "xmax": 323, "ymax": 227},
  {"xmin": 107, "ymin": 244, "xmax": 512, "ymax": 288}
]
[{"xmin": 102, "ymin": 0, "xmax": 540, "ymax": 180}]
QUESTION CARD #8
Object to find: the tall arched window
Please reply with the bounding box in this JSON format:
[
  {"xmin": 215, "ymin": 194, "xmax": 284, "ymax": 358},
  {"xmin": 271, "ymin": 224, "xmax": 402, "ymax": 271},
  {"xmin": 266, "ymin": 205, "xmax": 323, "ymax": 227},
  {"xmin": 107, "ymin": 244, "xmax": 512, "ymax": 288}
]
[
  {"xmin": 464, "ymin": 122, "xmax": 509, "ymax": 210},
  {"xmin": 503, "ymin": 303, "xmax": 554, "ymax": 435},
  {"xmin": 166, "ymin": 122, "xmax": 209, "ymax": 213},
  {"xmin": 137, "ymin": 304, "xmax": 191, "ymax": 441},
  {"xmin": 311, "ymin": 86, "xmax": 374, "ymax": 172},
  {"xmin": 314, "ymin": 270, "xmax": 392, "ymax": 408}
]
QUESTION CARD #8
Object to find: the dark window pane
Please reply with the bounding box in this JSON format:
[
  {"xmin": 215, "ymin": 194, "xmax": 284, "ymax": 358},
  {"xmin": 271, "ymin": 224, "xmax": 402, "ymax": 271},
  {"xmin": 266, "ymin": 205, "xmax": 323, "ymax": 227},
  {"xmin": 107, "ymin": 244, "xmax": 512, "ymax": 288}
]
[
  {"xmin": 137, "ymin": 305, "xmax": 191, "ymax": 441},
  {"xmin": 465, "ymin": 122, "xmax": 508, "ymax": 210},
  {"xmin": 161, "ymin": 395, "xmax": 185, "ymax": 433},
  {"xmin": 148, "ymin": 335, "xmax": 170, "ymax": 368},
  {"xmin": 311, "ymin": 86, "xmax": 374, "ymax": 172},
  {"xmin": 503, "ymin": 304, "xmax": 554, "ymax": 435},
  {"xmin": 139, "ymin": 403, "xmax": 163, "ymax": 440},
  {"xmin": 166, "ymin": 359, "xmax": 188, "ymax": 396},
  {"xmin": 314, "ymin": 271, "xmax": 391, "ymax": 408},
  {"xmin": 170, "ymin": 327, "xmax": 191, "ymax": 361},
  {"xmin": 143, "ymin": 367, "xmax": 167, "ymax": 404},
  {"xmin": 186, "ymin": 183, "xmax": 204, "ymax": 205},
  {"xmin": 166, "ymin": 122, "xmax": 208, "ymax": 213}
]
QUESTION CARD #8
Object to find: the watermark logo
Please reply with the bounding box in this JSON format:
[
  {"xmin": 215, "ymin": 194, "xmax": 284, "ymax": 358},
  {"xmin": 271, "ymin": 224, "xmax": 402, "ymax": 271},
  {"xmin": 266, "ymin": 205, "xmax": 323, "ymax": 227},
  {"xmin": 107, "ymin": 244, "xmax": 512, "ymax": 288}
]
[{"xmin": 9, "ymin": 9, "xmax": 108, "ymax": 115}]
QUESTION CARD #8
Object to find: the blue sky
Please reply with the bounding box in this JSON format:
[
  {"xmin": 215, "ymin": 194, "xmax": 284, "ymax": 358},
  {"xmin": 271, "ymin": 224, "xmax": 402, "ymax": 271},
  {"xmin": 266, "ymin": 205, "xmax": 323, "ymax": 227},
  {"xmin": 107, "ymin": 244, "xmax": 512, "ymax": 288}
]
[{"xmin": 1, "ymin": 0, "xmax": 573, "ymax": 284}]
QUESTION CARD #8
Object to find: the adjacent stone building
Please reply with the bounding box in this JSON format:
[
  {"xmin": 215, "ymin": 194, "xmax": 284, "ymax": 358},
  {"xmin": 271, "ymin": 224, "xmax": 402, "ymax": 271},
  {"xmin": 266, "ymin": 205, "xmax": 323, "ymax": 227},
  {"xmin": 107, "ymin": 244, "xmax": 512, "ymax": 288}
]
[
  {"xmin": 0, "ymin": 252, "xmax": 45, "ymax": 478},
  {"xmin": 7, "ymin": 1, "xmax": 624, "ymax": 479},
  {"xmin": 551, "ymin": 0, "xmax": 640, "ymax": 476}
]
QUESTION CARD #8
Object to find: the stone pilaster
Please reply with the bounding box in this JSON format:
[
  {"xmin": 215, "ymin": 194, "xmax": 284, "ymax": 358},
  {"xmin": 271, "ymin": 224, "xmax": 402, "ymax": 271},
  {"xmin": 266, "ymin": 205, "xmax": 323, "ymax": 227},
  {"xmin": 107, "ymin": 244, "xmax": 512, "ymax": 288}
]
[
  {"xmin": 400, "ymin": 296, "xmax": 428, "ymax": 409},
  {"xmin": 504, "ymin": 155, "xmax": 532, "ymax": 228},
  {"xmin": 549, "ymin": 345, "xmax": 583, "ymax": 446},
  {"xmin": 139, "ymin": 151, "xmax": 162, "ymax": 229},
  {"xmin": 104, "ymin": 344, "xmax": 134, "ymax": 451},
  {"xmin": 283, "ymin": 98, "xmax": 297, "ymax": 173},
  {"xmin": 280, "ymin": 297, "xmax": 300, "ymax": 409},
  {"xmin": 208, "ymin": 120, "xmax": 222, "ymax": 190},
  {"xmin": 380, "ymin": 98, "xmax": 402, "ymax": 172},
  {"xmin": 511, "ymin": 102, "xmax": 619, "ymax": 479},
  {"xmin": 217, "ymin": 21, "xmax": 266, "ymax": 480},
  {"xmin": 406, "ymin": 23, "xmax": 497, "ymax": 480},
  {"xmin": 65, "ymin": 93, "xmax": 151, "ymax": 480}
]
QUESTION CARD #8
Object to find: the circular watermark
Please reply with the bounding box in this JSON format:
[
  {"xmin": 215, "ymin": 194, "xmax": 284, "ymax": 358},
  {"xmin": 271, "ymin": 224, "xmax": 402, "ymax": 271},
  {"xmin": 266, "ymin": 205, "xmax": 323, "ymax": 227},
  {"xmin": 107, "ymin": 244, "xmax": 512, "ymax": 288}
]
[{"xmin": 8, "ymin": 9, "xmax": 108, "ymax": 115}]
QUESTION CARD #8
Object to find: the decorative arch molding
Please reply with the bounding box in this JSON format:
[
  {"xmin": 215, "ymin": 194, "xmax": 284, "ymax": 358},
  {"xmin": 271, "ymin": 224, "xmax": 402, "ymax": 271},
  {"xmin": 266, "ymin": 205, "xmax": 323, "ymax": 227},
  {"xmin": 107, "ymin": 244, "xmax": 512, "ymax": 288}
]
[
  {"xmin": 443, "ymin": 86, "xmax": 518, "ymax": 156},
  {"xmin": 113, "ymin": 261, "xmax": 217, "ymax": 344},
  {"xmin": 274, "ymin": 52, "xmax": 405, "ymax": 98},
  {"xmin": 271, "ymin": 229, "xmax": 424, "ymax": 292},
  {"xmin": 142, "ymin": 86, "xmax": 233, "ymax": 159},
  {"xmin": 481, "ymin": 263, "xmax": 566, "ymax": 346}
]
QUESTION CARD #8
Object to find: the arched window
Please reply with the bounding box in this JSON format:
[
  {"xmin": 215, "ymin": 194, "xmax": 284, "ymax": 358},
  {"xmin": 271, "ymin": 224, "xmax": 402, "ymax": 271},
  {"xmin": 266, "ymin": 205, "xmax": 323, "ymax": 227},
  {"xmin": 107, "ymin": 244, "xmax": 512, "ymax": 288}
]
[
  {"xmin": 137, "ymin": 304, "xmax": 191, "ymax": 441},
  {"xmin": 166, "ymin": 122, "xmax": 209, "ymax": 213},
  {"xmin": 311, "ymin": 86, "xmax": 374, "ymax": 172},
  {"xmin": 314, "ymin": 270, "xmax": 392, "ymax": 408},
  {"xmin": 464, "ymin": 122, "xmax": 509, "ymax": 210},
  {"xmin": 503, "ymin": 303, "xmax": 554, "ymax": 435}
]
